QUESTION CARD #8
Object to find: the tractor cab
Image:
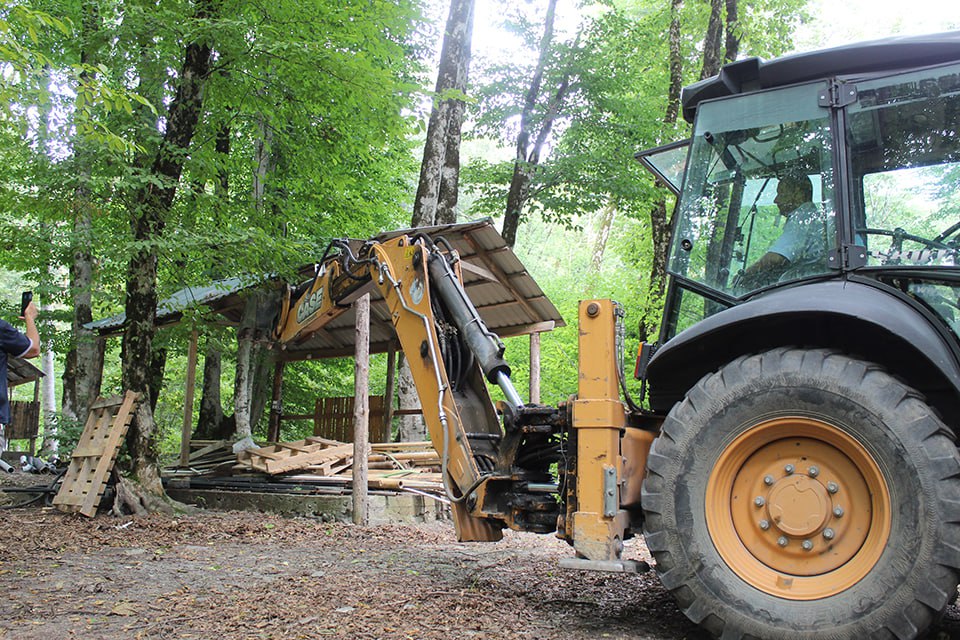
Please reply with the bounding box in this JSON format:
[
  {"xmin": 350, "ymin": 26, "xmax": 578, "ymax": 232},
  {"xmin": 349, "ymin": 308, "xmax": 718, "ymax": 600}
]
[
  {"xmin": 640, "ymin": 33, "xmax": 960, "ymax": 346},
  {"xmin": 631, "ymin": 34, "xmax": 960, "ymax": 640}
]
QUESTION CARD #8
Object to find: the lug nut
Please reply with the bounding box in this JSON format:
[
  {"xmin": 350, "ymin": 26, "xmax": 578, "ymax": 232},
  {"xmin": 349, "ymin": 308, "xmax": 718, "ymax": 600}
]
[
  {"xmin": 802, "ymin": 539, "xmax": 813, "ymax": 551},
  {"xmin": 763, "ymin": 475, "xmax": 775, "ymax": 486},
  {"xmin": 754, "ymin": 496, "xmax": 765, "ymax": 507},
  {"xmin": 808, "ymin": 466, "xmax": 820, "ymax": 478},
  {"xmin": 827, "ymin": 482, "xmax": 839, "ymax": 494},
  {"xmin": 833, "ymin": 506, "xmax": 844, "ymax": 518},
  {"xmin": 784, "ymin": 464, "xmax": 795, "ymax": 475},
  {"xmin": 759, "ymin": 519, "xmax": 770, "ymax": 530},
  {"xmin": 777, "ymin": 536, "xmax": 789, "ymax": 547},
  {"xmin": 823, "ymin": 528, "xmax": 835, "ymax": 540}
]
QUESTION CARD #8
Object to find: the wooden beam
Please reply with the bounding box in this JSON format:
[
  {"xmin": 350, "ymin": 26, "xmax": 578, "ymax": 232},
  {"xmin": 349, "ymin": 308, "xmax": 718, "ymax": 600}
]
[
  {"xmin": 458, "ymin": 259, "xmax": 499, "ymax": 283},
  {"xmin": 179, "ymin": 330, "xmax": 199, "ymax": 467},
  {"xmin": 530, "ymin": 332, "xmax": 541, "ymax": 404},
  {"xmin": 495, "ymin": 320, "xmax": 556, "ymax": 339},
  {"xmin": 352, "ymin": 293, "xmax": 370, "ymax": 525},
  {"xmin": 267, "ymin": 360, "xmax": 285, "ymax": 442},
  {"xmin": 276, "ymin": 340, "xmax": 399, "ymax": 361},
  {"xmin": 461, "ymin": 232, "xmax": 541, "ymax": 322}
]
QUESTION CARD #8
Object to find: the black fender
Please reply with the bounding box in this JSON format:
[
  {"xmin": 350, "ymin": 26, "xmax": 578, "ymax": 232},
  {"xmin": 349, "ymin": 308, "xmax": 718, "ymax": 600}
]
[{"xmin": 646, "ymin": 280, "xmax": 960, "ymax": 427}]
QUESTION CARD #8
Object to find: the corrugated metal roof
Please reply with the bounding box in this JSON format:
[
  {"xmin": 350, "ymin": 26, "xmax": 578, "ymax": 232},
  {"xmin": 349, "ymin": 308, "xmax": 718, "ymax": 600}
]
[
  {"xmin": 280, "ymin": 219, "xmax": 565, "ymax": 360},
  {"xmin": 7, "ymin": 357, "xmax": 43, "ymax": 387},
  {"xmin": 86, "ymin": 275, "xmax": 269, "ymax": 335},
  {"xmin": 87, "ymin": 219, "xmax": 564, "ymax": 361}
]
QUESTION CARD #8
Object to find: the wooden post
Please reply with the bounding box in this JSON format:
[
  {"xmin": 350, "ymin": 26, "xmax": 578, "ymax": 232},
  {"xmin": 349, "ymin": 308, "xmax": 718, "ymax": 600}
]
[
  {"xmin": 529, "ymin": 332, "xmax": 541, "ymax": 404},
  {"xmin": 179, "ymin": 330, "xmax": 199, "ymax": 467},
  {"xmin": 31, "ymin": 377, "xmax": 39, "ymax": 456},
  {"xmin": 352, "ymin": 294, "xmax": 370, "ymax": 525},
  {"xmin": 268, "ymin": 361, "xmax": 285, "ymax": 443},
  {"xmin": 384, "ymin": 347, "xmax": 396, "ymax": 436}
]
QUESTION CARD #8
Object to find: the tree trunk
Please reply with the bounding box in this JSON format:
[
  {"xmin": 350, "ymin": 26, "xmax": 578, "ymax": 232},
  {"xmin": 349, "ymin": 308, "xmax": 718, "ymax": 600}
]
[
  {"xmin": 724, "ymin": 0, "xmax": 740, "ymax": 62},
  {"xmin": 40, "ymin": 324, "xmax": 57, "ymax": 456},
  {"xmin": 120, "ymin": 0, "xmax": 215, "ymax": 503},
  {"xmin": 62, "ymin": 0, "xmax": 105, "ymax": 437},
  {"xmin": 253, "ymin": 114, "xmax": 276, "ymax": 213},
  {"xmin": 500, "ymin": 0, "xmax": 563, "ymax": 248},
  {"xmin": 700, "ymin": 0, "xmax": 725, "ymax": 80},
  {"xmin": 589, "ymin": 200, "xmax": 618, "ymax": 277},
  {"xmin": 396, "ymin": 353, "xmax": 427, "ymax": 442},
  {"xmin": 196, "ymin": 341, "xmax": 230, "ymax": 439},
  {"xmin": 641, "ymin": 198, "xmax": 674, "ymax": 343},
  {"xmin": 412, "ymin": 0, "xmax": 475, "ymax": 227},
  {"xmin": 641, "ymin": 0, "xmax": 686, "ymax": 344},
  {"xmin": 230, "ymin": 288, "xmax": 280, "ymax": 452},
  {"xmin": 665, "ymin": 0, "xmax": 684, "ymax": 125},
  {"xmin": 232, "ymin": 327, "xmax": 255, "ymax": 452}
]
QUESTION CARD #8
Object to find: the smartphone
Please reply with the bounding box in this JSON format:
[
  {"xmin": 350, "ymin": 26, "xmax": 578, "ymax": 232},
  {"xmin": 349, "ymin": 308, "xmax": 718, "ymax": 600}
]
[{"xmin": 20, "ymin": 291, "xmax": 32, "ymax": 316}]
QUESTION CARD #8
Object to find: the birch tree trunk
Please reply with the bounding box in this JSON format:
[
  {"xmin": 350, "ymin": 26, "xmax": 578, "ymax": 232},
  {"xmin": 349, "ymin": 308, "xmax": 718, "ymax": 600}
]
[
  {"xmin": 62, "ymin": 0, "xmax": 105, "ymax": 434},
  {"xmin": 411, "ymin": 0, "xmax": 475, "ymax": 227}
]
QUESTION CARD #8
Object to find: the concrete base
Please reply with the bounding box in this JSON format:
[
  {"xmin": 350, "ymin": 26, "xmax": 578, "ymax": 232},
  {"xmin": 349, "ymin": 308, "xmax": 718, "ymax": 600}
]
[{"xmin": 167, "ymin": 488, "xmax": 450, "ymax": 525}]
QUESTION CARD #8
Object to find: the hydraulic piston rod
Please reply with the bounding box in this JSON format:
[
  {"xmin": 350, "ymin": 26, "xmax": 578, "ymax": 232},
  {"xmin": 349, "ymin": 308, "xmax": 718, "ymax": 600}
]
[{"xmin": 426, "ymin": 249, "xmax": 524, "ymax": 408}]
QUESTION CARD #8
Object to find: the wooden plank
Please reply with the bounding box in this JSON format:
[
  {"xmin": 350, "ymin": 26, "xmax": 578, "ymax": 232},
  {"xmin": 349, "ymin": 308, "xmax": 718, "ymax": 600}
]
[{"xmin": 187, "ymin": 440, "xmax": 229, "ymax": 461}]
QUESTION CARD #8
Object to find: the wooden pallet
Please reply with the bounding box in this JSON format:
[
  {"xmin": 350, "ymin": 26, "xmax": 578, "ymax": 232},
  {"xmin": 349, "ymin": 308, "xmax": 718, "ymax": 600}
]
[
  {"xmin": 236, "ymin": 437, "xmax": 362, "ymax": 475},
  {"xmin": 53, "ymin": 391, "xmax": 139, "ymax": 517}
]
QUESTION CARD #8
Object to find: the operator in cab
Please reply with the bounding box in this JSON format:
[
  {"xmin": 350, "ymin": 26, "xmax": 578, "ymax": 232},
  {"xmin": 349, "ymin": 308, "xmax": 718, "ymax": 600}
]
[{"xmin": 738, "ymin": 173, "xmax": 830, "ymax": 290}]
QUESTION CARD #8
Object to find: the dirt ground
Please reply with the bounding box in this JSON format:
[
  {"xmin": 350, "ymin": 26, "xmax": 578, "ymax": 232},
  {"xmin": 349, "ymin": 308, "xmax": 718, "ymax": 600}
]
[{"xmin": 2, "ymin": 473, "xmax": 960, "ymax": 640}]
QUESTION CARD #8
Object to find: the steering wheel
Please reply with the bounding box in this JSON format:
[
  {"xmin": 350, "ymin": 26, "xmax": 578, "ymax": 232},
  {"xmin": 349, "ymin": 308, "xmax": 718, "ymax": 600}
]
[{"xmin": 860, "ymin": 227, "xmax": 956, "ymax": 265}]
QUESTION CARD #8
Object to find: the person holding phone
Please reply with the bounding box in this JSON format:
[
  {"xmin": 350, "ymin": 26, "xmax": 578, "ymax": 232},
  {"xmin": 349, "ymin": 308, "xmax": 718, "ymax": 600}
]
[{"xmin": 0, "ymin": 294, "xmax": 40, "ymax": 451}]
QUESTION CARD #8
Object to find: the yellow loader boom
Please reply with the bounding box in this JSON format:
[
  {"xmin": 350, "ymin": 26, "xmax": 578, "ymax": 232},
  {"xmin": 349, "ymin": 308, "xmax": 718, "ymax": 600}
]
[{"xmin": 275, "ymin": 229, "xmax": 650, "ymax": 569}]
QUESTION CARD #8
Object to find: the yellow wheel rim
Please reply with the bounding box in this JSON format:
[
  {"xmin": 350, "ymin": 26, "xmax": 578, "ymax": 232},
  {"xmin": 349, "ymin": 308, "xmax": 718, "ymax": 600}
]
[{"xmin": 705, "ymin": 416, "xmax": 891, "ymax": 600}]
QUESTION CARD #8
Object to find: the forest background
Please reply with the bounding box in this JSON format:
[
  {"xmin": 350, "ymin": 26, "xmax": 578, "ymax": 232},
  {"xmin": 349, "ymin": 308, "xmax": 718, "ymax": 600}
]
[{"xmin": 0, "ymin": 0, "xmax": 956, "ymax": 503}]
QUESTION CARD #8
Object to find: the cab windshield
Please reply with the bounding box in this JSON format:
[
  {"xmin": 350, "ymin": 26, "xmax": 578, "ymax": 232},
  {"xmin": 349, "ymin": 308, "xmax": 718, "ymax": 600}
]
[{"xmin": 668, "ymin": 82, "xmax": 836, "ymax": 303}]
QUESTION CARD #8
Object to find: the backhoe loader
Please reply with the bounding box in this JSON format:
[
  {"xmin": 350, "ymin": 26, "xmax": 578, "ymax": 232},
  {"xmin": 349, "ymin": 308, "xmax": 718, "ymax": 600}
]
[{"xmin": 276, "ymin": 31, "xmax": 960, "ymax": 640}]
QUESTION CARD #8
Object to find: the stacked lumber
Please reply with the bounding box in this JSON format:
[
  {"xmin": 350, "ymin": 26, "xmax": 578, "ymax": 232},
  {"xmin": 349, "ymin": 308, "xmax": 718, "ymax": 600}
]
[
  {"xmin": 165, "ymin": 440, "xmax": 236, "ymax": 477},
  {"xmin": 232, "ymin": 437, "xmax": 444, "ymax": 495},
  {"xmin": 236, "ymin": 437, "xmax": 358, "ymax": 475}
]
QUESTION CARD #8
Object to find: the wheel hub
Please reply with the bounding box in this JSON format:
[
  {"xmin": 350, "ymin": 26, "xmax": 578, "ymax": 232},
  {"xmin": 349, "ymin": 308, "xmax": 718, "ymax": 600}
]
[
  {"xmin": 767, "ymin": 474, "xmax": 830, "ymax": 537},
  {"xmin": 706, "ymin": 417, "xmax": 891, "ymax": 599}
]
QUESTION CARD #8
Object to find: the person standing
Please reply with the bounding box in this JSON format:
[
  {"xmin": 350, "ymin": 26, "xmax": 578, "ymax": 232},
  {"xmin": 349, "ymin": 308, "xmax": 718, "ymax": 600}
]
[{"xmin": 1, "ymin": 300, "xmax": 40, "ymax": 451}]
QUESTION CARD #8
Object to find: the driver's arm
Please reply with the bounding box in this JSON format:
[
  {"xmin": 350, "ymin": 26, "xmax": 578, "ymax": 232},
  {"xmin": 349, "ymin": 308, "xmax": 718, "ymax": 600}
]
[{"xmin": 740, "ymin": 251, "xmax": 789, "ymax": 288}]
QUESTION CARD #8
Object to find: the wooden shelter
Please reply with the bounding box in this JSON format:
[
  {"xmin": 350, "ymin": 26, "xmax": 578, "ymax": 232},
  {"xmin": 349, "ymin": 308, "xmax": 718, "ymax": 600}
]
[
  {"xmin": 5, "ymin": 357, "xmax": 44, "ymax": 454},
  {"xmin": 85, "ymin": 219, "xmax": 564, "ymax": 464}
]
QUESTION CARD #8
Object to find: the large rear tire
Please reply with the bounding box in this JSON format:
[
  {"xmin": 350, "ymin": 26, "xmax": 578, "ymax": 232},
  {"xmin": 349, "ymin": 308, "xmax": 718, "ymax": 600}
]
[{"xmin": 642, "ymin": 347, "xmax": 960, "ymax": 639}]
